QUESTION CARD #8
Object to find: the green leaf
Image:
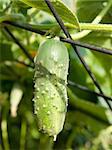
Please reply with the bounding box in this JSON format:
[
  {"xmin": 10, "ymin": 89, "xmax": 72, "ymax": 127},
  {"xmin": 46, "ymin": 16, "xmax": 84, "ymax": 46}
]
[
  {"xmin": 0, "ymin": 14, "xmax": 25, "ymax": 23},
  {"xmin": 68, "ymin": 88, "xmax": 111, "ymax": 124},
  {"xmin": 92, "ymin": 126, "xmax": 112, "ymax": 149},
  {"xmin": 0, "ymin": 0, "xmax": 10, "ymax": 11},
  {"xmin": 67, "ymin": 111, "xmax": 107, "ymax": 134},
  {"xmin": 20, "ymin": 0, "xmax": 80, "ymax": 28},
  {"xmin": 68, "ymin": 46, "xmax": 98, "ymax": 102},
  {"xmin": 65, "ymin": 111, "xmax": 108, "ymax": 149},
  {"xmin": 75, "ymin": 0, "xmax": 112, "ymax": 23},
  {"xmin": 80, "ymin": 32, "xmax": 112, "ymax": 70}
]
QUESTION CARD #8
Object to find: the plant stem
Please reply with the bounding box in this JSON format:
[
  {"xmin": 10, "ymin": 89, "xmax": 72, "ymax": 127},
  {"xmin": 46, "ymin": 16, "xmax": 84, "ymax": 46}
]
[
  {"xmin": 3, "ymin": 21, "xmax": 112, "ymax": 55},
  {"xmin": 72, "ymin": 0, "xmax": 112, "ymax": 40},
  {"xmin": 0, "ymin": 144, "xmax": 3, "ymax": 150},
  {"xmin": 3, "ymin": 26, "xmax": 34, "ymax": 63},
  {"xmin": 14, "ymin": 59, "xmax": 34, "ymax": 68},
  {"xmin": 39, "ymin": 134, "xmax": 53, "ymax": 150},
  {"xmin": 1, "ymin": 120, "xmax": 9, "ymax": 150},
  {"xmin": 20, "ymin": 120, "xmax": 27, "ymax": 150},
  {"xmin": 3, "ymin": 19, "xmax": 112, "ymax": 34},
  {"xmin": 66, "ymin": 23, "xmax": 112, "ymax": 32},
  {"xmin": 60, "ymin": 37, "xmax": 112, "ymax": 55},
  {"xmin": 68, "ymin": 80, "xmax": 112, "ymax": 102},
  {"xmin": 3, "ymin": 21, "xmax": 47, "ymax": 34}
]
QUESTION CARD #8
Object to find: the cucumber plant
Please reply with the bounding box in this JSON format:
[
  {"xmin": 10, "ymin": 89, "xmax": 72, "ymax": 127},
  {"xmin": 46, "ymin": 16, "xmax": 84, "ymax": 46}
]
[{"xmin": 33, "ymin": 39, "xmax": 69, "ymax": 141}]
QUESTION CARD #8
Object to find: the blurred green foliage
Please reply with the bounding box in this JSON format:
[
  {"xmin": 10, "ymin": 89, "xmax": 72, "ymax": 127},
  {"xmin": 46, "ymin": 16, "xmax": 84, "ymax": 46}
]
[{"xmin": 0, "ymin": 0, "xmax": 112, "ymax": 149}]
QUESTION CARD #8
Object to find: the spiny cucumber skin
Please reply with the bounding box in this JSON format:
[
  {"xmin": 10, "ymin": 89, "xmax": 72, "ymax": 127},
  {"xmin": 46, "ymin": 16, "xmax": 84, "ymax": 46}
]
[
  {"xmin": 34, "ymin": 39, "xmax": 69, "ymax": 81},
  {"xmin": 33, "ymin": 39, "xmax": 69, "ymax": 140}
]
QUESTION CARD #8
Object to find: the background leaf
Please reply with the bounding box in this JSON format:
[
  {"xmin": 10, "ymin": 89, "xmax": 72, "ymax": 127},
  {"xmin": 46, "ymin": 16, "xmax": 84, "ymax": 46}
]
[
  {"xmin": 75, "ymin": 0, "xmax": 112, "ymax": 23},
  {"xmin": 19, "ymin": 0, "xmax": 80, "ymax": 28}
]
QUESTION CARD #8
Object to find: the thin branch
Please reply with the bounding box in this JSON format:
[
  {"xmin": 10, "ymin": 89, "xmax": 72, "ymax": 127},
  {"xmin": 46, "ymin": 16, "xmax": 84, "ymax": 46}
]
[
  {"xmin": 4, "ymin": 21, "xmax": 112, "ymax": 33},
  {"xmin": 4, "ymin": 26, "xmax": 34, "ymax": 63},
  {"xmin": 11, "ymin": 59, "xmax": 112, "ymax": 101},
  {"xmin": 3, "ymin": 1, "xmax": 12, "ymax": 13},
  {"xmin": 12, "ymin": 59, "xmax": 112, "ymax": 103},
  {"xmin": 60, "ymin": 38, "xmax": 112, "ymax": 55},
  {"xmin": 3, "ymin": 21, "xmax": 112, "ymax": 56},
  {"xmin": 14, "ymin": 59, "xmax": 34, "ymax": 68},
  {"xmin": 44, "ymin": 0, "xmax": 112, "ymax": 111},
  {"xmin": 5, "ymin": 65, "xmax": 19, "ymax": 78},
  {"xmin": 3, "ymin": 21, "xmax": 46, "ymax": 35},
  {"xmin": 68, "ymin": 80, "xmax": 112, "ymax": 102}
]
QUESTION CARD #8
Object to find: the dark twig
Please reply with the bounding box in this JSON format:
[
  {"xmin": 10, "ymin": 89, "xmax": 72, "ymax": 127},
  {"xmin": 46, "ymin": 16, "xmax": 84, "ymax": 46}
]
[
  {"xmin": 3, "ymin": 21, "xmax": 112, "ymax": 56},
  {"xmin": 3, "ymin": 21, "xmax": 46, "ymax": 35},
  {"xmin": 68, "ymin": 80, "xmax": 112, "ymax": 102},
  {"xmin": 44, "ymin": 0, "xmax": 112, "ymax": 110},
  {"xmin": 12, "ymin": 58, "xmax": 112, "ymax": 102},
  {"xmin": 14, "ymin": 59, "xmax": 34, "ymax": 68},
  {"xmin": 4, "ymin": 26, "xmax": 34, "ymax": 63},
  {"xmin": 5, "ymin": 64, "xmax": 20, "ymax": 78},
  {"xmin": 61, "ymin": 38, "xmax": 112, "ymax": 56}
]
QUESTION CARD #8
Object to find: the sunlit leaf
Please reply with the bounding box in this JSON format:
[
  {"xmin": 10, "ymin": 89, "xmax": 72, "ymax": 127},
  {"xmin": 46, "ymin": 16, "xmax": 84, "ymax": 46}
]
[
  {"xmin": 75, "ymin": 0, "xmax": 112, "ymax": 23},
  {"xmin": 19, "ymin": 0, "xmax": 80, "ymax": 28}
]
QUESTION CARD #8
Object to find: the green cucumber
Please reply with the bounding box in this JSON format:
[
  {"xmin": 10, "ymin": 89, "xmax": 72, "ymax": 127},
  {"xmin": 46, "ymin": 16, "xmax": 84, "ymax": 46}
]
[{"xmin": 33, "ymin": 39, "xmax": 69, "ymax": 141}]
